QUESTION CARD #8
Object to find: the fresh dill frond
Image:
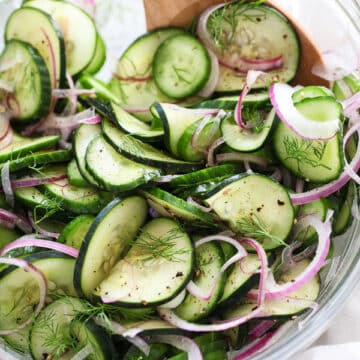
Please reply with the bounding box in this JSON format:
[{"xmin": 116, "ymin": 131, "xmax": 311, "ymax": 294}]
[
  {"xmin": 237, "ymin": 214, "xmax": 287, "ymax": 247},
  {"xmin": 283, "ymin": 136, "xmax": 331, "ymax": 175},
  {"xmin": 33, "ymin": 190, "xmax": 64, "ymax": 226},
  {"xmin": 129, "ymin": 227, "xmax": 190, "ymax": 263}
]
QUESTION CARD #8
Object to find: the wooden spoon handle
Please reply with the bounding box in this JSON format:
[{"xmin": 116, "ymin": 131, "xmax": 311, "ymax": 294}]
[{"xmin": 143, "ymin": 0, "xmax": 327, "ymax": 86}]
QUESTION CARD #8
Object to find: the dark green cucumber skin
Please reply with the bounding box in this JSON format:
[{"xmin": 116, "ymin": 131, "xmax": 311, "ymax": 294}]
[
  {"xmin": 67, "ymin": 159, "xmax": 89, "ymax": 188},
  {"xmin": 0, "ymin": 134, "xmax": 60, "ymax": 163},
  {"xmin": 1, "ymin": 40, "xmax": 51, "ymax": 122},
  {"xmin": 152, "ymin": 102, "xmax": 174, "ymax": 156},
  {"xmin": 0, "ymin": 150, "xmax": 71, "ymax": 172},
  {"xmin": 102, "ymin": 119, "xmax": 201, "ymax": 173},
  {"xmin": 5, "ymin": 7, "xmax": 66, "ymax": 89},
  {"xmin": 124, "ymin": 344, "xmax": 169, "ymax": 360}
]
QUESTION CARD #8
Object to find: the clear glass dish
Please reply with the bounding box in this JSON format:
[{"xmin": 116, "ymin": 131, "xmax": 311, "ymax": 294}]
[{"xmin": 0, "ymin": 0, "xmax": 359, "ymax": 359}]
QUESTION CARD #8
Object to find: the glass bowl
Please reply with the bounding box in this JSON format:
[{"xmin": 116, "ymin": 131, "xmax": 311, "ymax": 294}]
[{"xmin": 0, "ymin": 0, "xmax": 359, "ymax": 359}]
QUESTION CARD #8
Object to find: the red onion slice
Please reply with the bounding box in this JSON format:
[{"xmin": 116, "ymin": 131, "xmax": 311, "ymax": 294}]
[
  {"xmin": 1, "ymin": 161, "xmax": 14, "ymax": 207},
  {"xmin": 197, "ymin": 4, "xmax": 283, "ymax": 74},
  {"xmin": 149, "ymin": 335, "xmax": 202, "ymax": 360},
  {"xmin": 270, "ymin": 83, "xmax": 340, "ymax": 140},
  {"xmin": 28, "ymin": 212, "xmax": 60, "ymax": 239},
  {"xmin": 159, "ymin": 289, "xmax": 187, "ymax": 309},
  {"xmin": 186, "ymin": 197, "xmax": 212, "ymax": 213},
  {"xmin": 0, "ymin": 209, "xmax": 32, "ymax": 233},
  {"xmin": 235, "ymin": 70, "xmax": 265, "ymax": 129},
  {"xmin": 343, "ymin": 121, "xmax": 360, "ymax": 184},
  {"xmin": 198, "ymin": 49, "xmax": 219, "ymax": 98},
  {"xmin": 112, "ymin": 73, "xmax": 152, "ymax": 82},
  {"xmin": 10, "ymin": 174, "xmax": 67, "ymax": 190},
  {"xmin": 0, "ymin": 258, "xmax": 47, "ymax": 335},
  {"xmin": 207, "ymin": 137, "xmax": 225, "ymax": 166},
  {"xmin": 52, "ymin": 88, "xmax": 96, "ymax": 99},
  {"xmin": 0, "ymin": 236, "xmax": 79, "ymax": 258},
  {"xmin": 0, "ymin": 114, "xmax": 10, "ymax": 140},
  {"xmin": 248, "ymin": 320, "xmax": 277, "ymax": 341}
]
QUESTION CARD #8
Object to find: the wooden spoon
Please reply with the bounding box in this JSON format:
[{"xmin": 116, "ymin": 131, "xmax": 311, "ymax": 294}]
[{"xmin": 143, "ymin": 0, "xmax": 328, "ymax": 87}]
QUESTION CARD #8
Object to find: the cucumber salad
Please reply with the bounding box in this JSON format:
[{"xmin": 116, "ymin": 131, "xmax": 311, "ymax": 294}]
[{"xmin": 0, "ymin": 1, "xmax": 359, "ymax": 359}]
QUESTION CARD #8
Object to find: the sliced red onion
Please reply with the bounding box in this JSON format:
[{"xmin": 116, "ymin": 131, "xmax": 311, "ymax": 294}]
[
  {"xmin": 351, "ymin": 184, "xmax": 360, "ymax": 220},
  {"xmin": 290, "ymin": 122, "xmax": 360, "ymax": 205},
  {"xmin": 58, "ymin": 139, "xmax": 73, "ymax": 150},
  {"xmin": 295, "ymin": 178, "xmax": 305, "ymax": 193},
  {"xmin": 28, "ymin": 211, "xmax": 60, "ymax": 239},
  {"xmin": 235, "ymin": 70, "xmax": 265, "ymax": 129},
  {"xmin": 197, "ymin": 4, "xmax": 283, "ymax": 73},
  {"xmin": 270, "ymin": 83, "xmax": 340, "ymax": 140},
  {"xmin": 186, "ymin": 197, "xmax": 212, "ymax": 213},
  {"xmin": 191, "ymin": 114, "xmax": 213, "ymax": 153},
  {"xmin": 230, "ymin": 327, "xmax": 280, "ymax": 360},
  {"xmin": 216, "ymin": 152, "xmax": 269, "ymax": 167},
  {"xmin": 153, "ymin": 175, "xmax": 181, "ymax": 183},
  {"xmin": 0, "ymin": 209, "xmax": 32, "ymax": 233},
  {"xmin": 70, "ymin": 344, "xmax": 93, "ymax": 360},
  {"xmin": 198, "ymin": 49, "xmax": 219, "ymax": 98},
  {"xmin": 10, "ymin": 174, "xmax": 67, "ymax": 190},
  {"xmin": 244, "ymin": 161, "xmax": 253, "ymax": 174},
  {"xmin": 0, "ymin": 52, "xmax": 21, "ymax": 72},
  {"xmin": 248, "ymin": 319, "xmax": 277, "ymax": 341},
  {"xmin": 149, "ymin": 335, "xmax": 202, "ymax": 360},
  {"xmin": 40, "ymin": 27, "xmax": 57, "ymax": 88},
  {"xmin": 112, "ymin": 73, "xmax": 152, "ymax": 82},
  {"xmin": 52, "ymin": 88, "xmax": 96, "ymax": 99},
  {"xmin": 158, "ymin": 289, "xmax": 187, "ymax": 309},
  {"xmin": 269, "ymin": 167, "xmax": 282, "ymax": 182},
  {"xmin": 120, "ymin": 106, "xmax": 150, "ymax": 114},
  {"xmin": 0, "ymin": 258, "xmax": 47, "ymax": 335},
  {"xmin": 249, "ymin": 211, "xmax": 332, "ymax": 301},
  {"xmin": 0, "ymin": 126, "xmax": 13, "ymax": 150},
  {"xmin": 0, "ymin": 115, "xmax": 10, "ymax": 140},
  {"xmin": 0, "ymin": 236, "xmax": 79, "ymax": 258},
  {"xmin": 1, "ymin": 161, "xmax": 14, "ymax": 207},
  {"xmin": 342, "ymin": 91, "xmax": 360, "ymax": 124},
  {"xmin": 94, "ymin": 317, "xmax": 150, "ymax": 356},
  {"xmin": 207, "ymin": 137, "xmax": 225, "ymax": 166}
]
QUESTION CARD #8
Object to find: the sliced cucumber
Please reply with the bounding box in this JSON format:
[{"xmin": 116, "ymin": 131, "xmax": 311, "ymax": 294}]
[
  {"xmin": 218, "ymin": 254, "xmax": 261, "ymax": 307},
  {"xmin": 0, "ymin": 40, "xmax": 51, "ymax": 121},
  {"xmin": 175, "ymin": 241, "xmax": 225, "ymax": 321},
  {"xmin": 0, "ymin": 226, "xmax": 21, "ymax": 250},
  {"xmin": 209, "ymin": 4, "xmax": 300, "ymax": 92},
  {"xmin": 141, "ymin": 187, "xmax": 216, "ymax": 228},
  {"xmin": 3, "ymin": 327, "xmax": 30, "ymax": 353},
  {"xmin": 292, "ymin": 86, "xmax": 335, "ymax": 103},
  {"xmin": 73, "ymin": 123, "xmax": 102, "ymax": 186},
  {"xmin": 124, "ymin": 343, "xmax": 169, "ymax": 360},
  {"xmin": 58, "ymin": 214, "xmax": 95, "ymax": 249},
  {"xmin": 96, "ymin": 217, "xmax": 194, "ymax": 307},
  {"xmin": 0, "ymin": 251, "xmax": 77, "ymax": 336},
  {"xmin": 67, "ymin": 159, "xmax": 89, "ymax": 187},
  {"xmin": 152, "ymin": 103, "xmax": 215, "ymax": 157},
  {"xmin": 273, "ymin": 121, "xmax": 343, "ymax": 183},
  {"xmin": 82, "ymin": 32, "xmax": 106, "ymax": 75},
  {"xmin": 178, "ymin": 116, "xmax": 222, "ymax": 162},
  {"xmin": 221, "ymin": 109, "xmax": 276, "ymax": 152},
  {"xmin": 24, "ymin": 0, "xmax": 97, "ymax": 75},
  {"xmin": 102, "ymin": 118, "xmax": 200, "ymax": 173},
  {"xmin": 224, "ymin": 259, "xmax": 320, "ymax": 319},
  {"xmin": 0, "ymin": 149, "xmax": 71, "ymax": 172},
  {"xmin": 0, "ymin": 132, "xmax": 59, "ymax": 163},
  {"xmin": 74, "ymin": 196, "xmax": 148, "ymax": 299},
  {"xmin": 153, "ymin": 34, "xmax": 210, "ymax": 99},
  {"xmin": 123, "ymin": 319, "xmax": 179, "ymax": 336},
  {"xmin": 85, "ymin": 135, "xmax": 161, "ymax": 192},
  {"xmin": 204, "ymin": 174, "xmax": 294, "ymax": 250},
  {"xmin": 5, "ymin": 6, "xmax": 65, "ymax": 88}
]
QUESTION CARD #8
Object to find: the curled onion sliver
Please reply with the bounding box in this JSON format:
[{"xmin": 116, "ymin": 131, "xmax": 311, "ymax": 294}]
[
  {"xmin": 1, "ymin": 161, "xmax": 14, "ymax": 207},
  {"xmin": 270, "ymin": 83, "xmax": 340, "ymax": 140},
  {"xmin": 198, "ymin": 49, "xmax": 219, "ymax": 98},
  {"xmin": 0, "ymin": 257, "xmax": 47, "ymax": 335}
]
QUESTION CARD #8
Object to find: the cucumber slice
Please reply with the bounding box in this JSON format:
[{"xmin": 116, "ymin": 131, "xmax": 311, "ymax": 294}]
[
  {"xmin": 82, "ymin": 32, "xmax": 106, "ymax": 75},
  {"xmin": 224, "ymin": 259, "xmax": 320, "ymax": 319},
  {"xmin": 58, "ymin": 214, "xmax": 94, "ymax": 249},
  {"xmin": 273, "ymin": 122, "xmax": 343, "ymax": 183},
  {"xmin": 210, "ymin": 4, "xmax": 300, "ymax": 92},
  {"xmin": 96, "ymin": 217, "xmax": 194, "ymax": 307},
  {"xmin": 124, "ymin": 343, "xmax": 169, "ymax": 360},
  {"xmin": 73, "ymin": 123, "xmax": 101, "ymax": 186},
  {"xmin": 123, "ymin": 319, "xmax": 179, "ymax": 336},
  {"xmin": 67, "ymin": 159, "xmax": 89, "ymax": 187},
  {"xmin": 102, "ymin": 118, "xmax": 200, "ymax": 173},
  {"xmin": 0, "ymin": 132, "xmax": 59, "ymax": 163},
  {"xmin": 0, "ymin": 149, "xmax": 71, "ymax": 172},
  {"xmin": 0, "ymin": 251, "xmax": 76, "ymax": 336},
  {"xmin": 0, "ymin": 226, "xmax": 21, "ymax": 250},
  {"xmin": 175, "ymin": 242, "xmax": 225, "ymax": 321},
  {"xmin": 24, "ymin": 0, "xmax": 97, "ymax": 75},
  {"xmin": 218, "ymin": 254, "xmax": 261, "ymax": 307},
  {"xmin": 112, "ymin": 27, "xmax": 187, "ymax": 122},
  {"xmin": 178, "ymin": 116, "xmax": 222, "ymax": 162},
  {"xmin": 5, "ymin": 6, "xmax": 65, "ymax": 88},
  {"xmin": 85, "ymin": 135, "xmax": 161, "ymax": 192},
  {"xmin": 152, "ymin": 103, "xmax": 215, "ymax": 157},
  {"xmin": 204, "ymin": 174, "xmax": 294, "ymax": 250},
  {"xmin": 42, "ymin": 178, "xmax": 111, "ymax": 215},
  {"xmin": 153, "ymin": 34, "xmax": 210, "ymax": 99},
  {"xmin": 141, "ymin": 187, "xmax": 216, "ymax": 228},
  {"xmin": 0, "ymin": 40, "xmax": 51, "ymax": 121},
  {"xmin": 3, "ymin": 327, "xmax": 30, "ymax": 353},
  {"xmin": 74, "ymin": 196, "xmax": 148, "ymax": 299},
  {"xmin": 292, "ymin": 86, "xmax": 335, "ymax": 103},
  {"xmin": 221, "ymin": 109, "xmax": 276, "ymax": 152}
]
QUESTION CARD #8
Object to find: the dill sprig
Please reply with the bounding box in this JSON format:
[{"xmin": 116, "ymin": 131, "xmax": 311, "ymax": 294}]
[
  {"xmin": 237, "ymin": 214, "xmax": 287, "ymax": 247},
  {"xmin": 33, "ymin": 189, "xmax": 64, "ymax": 226},
  {"xmin": 129, "ymin": 227, "xmax": 190, "ymax": 263},
  {"xmin": 283, "ymin": 136, "xmax": 331, "ymax": 175}
]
